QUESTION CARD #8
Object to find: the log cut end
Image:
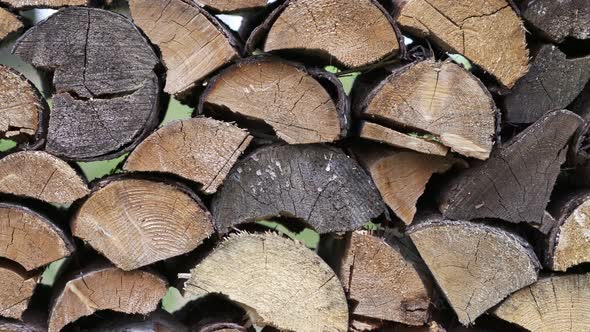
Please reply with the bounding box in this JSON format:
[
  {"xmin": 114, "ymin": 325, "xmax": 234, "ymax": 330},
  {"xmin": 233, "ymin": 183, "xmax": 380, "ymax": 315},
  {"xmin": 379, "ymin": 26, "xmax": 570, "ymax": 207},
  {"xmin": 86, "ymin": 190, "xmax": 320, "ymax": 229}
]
[
  {"xmin": 360, "ymin": 122, "xmax": 449, "ymax": 157},
  {"xmin": 263, "ymin": 0, "xmax": 400, "ymax": 68},
  {"xmin": 395, "ymin": 0, "xmax": 529, "ymax": 88},
  {"xmin": 493, "ymin": 274, "xmax": 590, "ymax": 332},
  {"xmin": 48, "ymin": 267, "xmax": 167, "ymax": 332},
  {"xmin": 0, "ymin": 204, "xmax": 73, "ymax": 271},
  {"xmin": 72, "ymin": 178, "xmax": 214, "ymax": 271},
  {"xmin": 549, "ymin": 193, "xmax": 590, "ymax": 271},
  {"xmin": 522, "ymin": 0, "xmax": 590, "ymax": 42},
  {"xmin": 202, "ymin": 56, "xmax": 347, "ymax": 144},
  {"xmin": 0, "ymin": 151, "xmax": 89, "ymax": 204},
  {"xmin": 184, "ymin": 232, "xmax": 349, "ymax": 332},
  {"xmin": 129, "ymin": 0, "xmax": 239, "ymax": 94},
  {"xmin": 408, "ymin": 217, "xmax": 540, "ymax": 325},
  {"xmin": 125, "ymin": 118, "xmax": 252, "ymax": 194},
  {"xmin": 0, "ymin": 0, "xmax": 89, "ymax": 9},
  {"xmin": 0, "ymin": 8, "xmax": 22, "ymax": 41},
  {"xmin": 0, "ymin": 261, "xmax": 38, "ymax": 320},
  {"xmin": 194, "ymin": 0, "xmax": 267, "ymax": 12}
]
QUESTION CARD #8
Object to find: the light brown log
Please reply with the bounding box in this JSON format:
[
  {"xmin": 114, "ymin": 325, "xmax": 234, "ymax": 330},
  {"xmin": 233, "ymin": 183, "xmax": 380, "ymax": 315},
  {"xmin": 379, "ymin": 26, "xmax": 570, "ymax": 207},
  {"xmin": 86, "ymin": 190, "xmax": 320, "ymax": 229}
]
[
  {"xmin": 338, "ymin": 231, "xmax": 431, "ymax": 326},
  {"xmin": 360, "ymin": 122, "xmax": 449, "ymax": 156},
  {"xmin": 0, "ymin": 151, "xmax": 89, "ymax": 204},
  {"xmin": 0, "ymin": 8, "xmax": 22, "ymax": 41},
  {"xmin": 129, "ymin": 0, "xmax": 240, "ymax": 94},
  {"xmin": 183, "ymin": 232, "xmax": 349, "ymax": 332},
  {"xmin": 0, "ymin": 65, "xmax": 46, "ymax": 146},
  {"xmin": 0, "ymin": 0, "xmax": 88, "ymax": 8},
  {"xmin": 262, "ymin": 0, "xmax": 400, "ymax": 68},
  {"xmin": 48, "ymin": 266, "xmax": 167, "ymax": 332},
  {"xmin": 493, "ymin": 274, "xmax": 590, "ymax": 332},
  {"xmin": 72, "ymin": 178, "xmax": 214, "ymax": 270},
  {"xmin": 200, "ymin": 56, "xmax": 349, "ymax": 144},
  {"xmin": 394, "ymin": 0, "xmax": 529, "ymax": 88},
  {"xmin": 359, "ymin": 60, "xmax": 496, "ymax": 160},
  {"xmin": 0, "ymin": 260, "xmax": 38, "ymax": 320},
  {"xmin": 0, "ymin": 203, "xmax": 74, "ymax": 271},
  {"xmin": 194, "ymin": 0, "xmax": 267, "ymax": 11},
  {"xmin": 408, "ymin": 216, "xmax": 540, "ymax": 325},
  {"xmin": 124, "ymin": 118, "xmax": 252, "ymax": 194}
]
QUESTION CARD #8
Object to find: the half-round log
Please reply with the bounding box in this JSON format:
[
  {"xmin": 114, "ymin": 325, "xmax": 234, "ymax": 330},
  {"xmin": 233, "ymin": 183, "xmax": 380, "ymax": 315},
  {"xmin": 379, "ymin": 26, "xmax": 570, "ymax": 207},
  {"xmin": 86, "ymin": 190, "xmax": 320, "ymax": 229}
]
[
  {"xmin": 124, "ymin": 118, "xmax": 252, "ymax": 194},
  {"xmin": 0, "ymin": 260, "xmax": 38, "ymax": 320},
  {"xmin": 0, "ymin": 151, "xmax": 89, "ymax": 204},
  {"xmin": 199, "ymin": 56, "xmax": 349, "ymax": 144},
  {"xmin": 0, "ymin": 8, "xmax": 22, "ymax": 42},
  {"xmin": 12, "ymin": 7, "xmax": 161, "ymax": 161},
  {"xmin": 72, "ymin": 178, "xmax": 214, "ymax": 270},
  {"xmin": 183, "ymin": 232, "xmax": 349, "ymax": 332},
  {"xmin": 408, "ymin": 216, "xmax": 540, "ymax": 325},
  {"xmin": 211, "ymin": 144, "xmax": 387, "ymax": 234},
  {"xmin": 521, "ymin": 0, "xmax": 590, "ymax": 43}
]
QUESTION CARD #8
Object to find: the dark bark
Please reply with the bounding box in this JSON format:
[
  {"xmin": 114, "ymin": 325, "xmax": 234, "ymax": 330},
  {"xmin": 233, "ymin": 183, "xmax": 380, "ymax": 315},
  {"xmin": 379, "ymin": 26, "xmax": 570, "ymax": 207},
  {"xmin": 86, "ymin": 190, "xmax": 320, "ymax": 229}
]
[
  {"xmin": 566, "ymin": 82, "xmax": 590, "ymax": 186},
  {"xmin": 211, "ymin": 144, "xmax": 387, "ymax": 234},
  {"xmin": 503, "ymin": 44, "xmax": 590, "ymax": 124},
  {"xmin": 520, "ymin": 0, "xmax": 590, "ymax": 43},
  {"xmin": 80, "ymin": 310, "xmax": 187, "ymax": 332},
  {"xmin": 175, "ymin": 294, "xmax": 251, "ymax": 332},
  {"xmin": 438, "ymin": 110, "xmax": 582, "ymax": 226},
  {"xmin": 12, "ymin": 7, "xmax": 161, "ymax": 161}
]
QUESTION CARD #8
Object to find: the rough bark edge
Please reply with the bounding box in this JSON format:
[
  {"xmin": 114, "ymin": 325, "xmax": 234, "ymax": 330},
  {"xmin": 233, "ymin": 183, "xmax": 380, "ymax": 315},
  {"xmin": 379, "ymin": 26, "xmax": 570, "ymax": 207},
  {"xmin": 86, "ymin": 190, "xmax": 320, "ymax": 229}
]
[
  {"xmin": 197, "ymin": 54, "xmax": 350, "ymax": 139},
  {"xmin": 0, "ymin": 0, "xmax": 96, "ymax": 10},
  {"xmin": 244, "ymin": 0, "xmax": 406, "ymax": 66}
]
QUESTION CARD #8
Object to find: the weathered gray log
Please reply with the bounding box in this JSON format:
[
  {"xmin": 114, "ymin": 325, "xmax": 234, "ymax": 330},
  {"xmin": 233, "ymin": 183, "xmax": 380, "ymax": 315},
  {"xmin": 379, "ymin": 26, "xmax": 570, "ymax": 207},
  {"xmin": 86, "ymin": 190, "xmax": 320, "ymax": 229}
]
[{"xmin": 520, "ymin": 0, "xmax": 590, "ymax": 42}]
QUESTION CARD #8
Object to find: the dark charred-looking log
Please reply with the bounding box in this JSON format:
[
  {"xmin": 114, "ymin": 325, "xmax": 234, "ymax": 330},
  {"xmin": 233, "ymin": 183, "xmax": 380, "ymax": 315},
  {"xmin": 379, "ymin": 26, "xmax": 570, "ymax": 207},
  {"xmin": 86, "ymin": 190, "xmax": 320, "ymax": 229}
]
[
  {"xmin": 0, "ymin": 0, "xmax": 89, "ymax": 8},
  {"xmin": 80, "ymin": 311, "xmax": 187, "ymax": 332},
  {"xmin": 0, "ymin": 317, "xmax": 45, "ymax": 332},
  {"xmin": 247, "ymin": 0, "xmax": 400, "ymax": 68},
  {"xmin": 438, "ymin": 110, "xmax": 582, "ymax": 225},
  {"xmin": 175, "ymin": 294, "xmax": 250, "ymax": 332},
  {"xmin": 0, "ymin": 8, "xmax": 22, "ymax": 42},
  {"xmin": 12, "ymin": 7, "xmax": 161, "ymax": 161},
  {"xmin": 199, "ymin": 56, "xmax": 349, "ymax": 144},
  {"xmin": 521, "ymin": 0, "xmax": 590, "ymax": 43},
  {"xmin": 394, "ymin": 0, "xmax": 529, "ymax": 89},
  {"xmin": 504, "ymin": 45, "xmax": 590, "ymax": 124},
  {"xmin": 408, "ymin": 215, "xmax": 540, "ymax": 325},
  {"xmin": 128, "ymin": 0, "xmax": 240, "ymax": 95},
  {"xmin": 0, "ymin": 65, "xmax": 47, "ymax": 148},
  {"xmin": 211, "ymin": 144, "xmax": 387, "ymax": 234}
]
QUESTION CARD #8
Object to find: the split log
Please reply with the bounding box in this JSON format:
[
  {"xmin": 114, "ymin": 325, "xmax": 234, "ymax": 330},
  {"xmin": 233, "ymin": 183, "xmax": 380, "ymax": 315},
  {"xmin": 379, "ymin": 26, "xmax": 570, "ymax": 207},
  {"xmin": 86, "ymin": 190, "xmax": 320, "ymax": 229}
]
[
  {"xmin": 356, "ymin": 60, "xmax": 496, "ymax": 160},
  {"xmin": 0, "ymin": 65, "xmax": 47, "ymax": 148},
  {"xmin": 194, "ymin": 0, "xmax": 267, "ymax": 12},
  {"xmin": 337, "ymin": 231, "xmax": 431, "ymax": 326},
  {"xmin": 198, "ymin": 56, "xmax": 349, "ymax": 144},
  {"xmin": 360, "ymin": 122, "xmax": 449, "ymax": 156},
  {"xmin": 545, "ymin": 191, "xmax": 590, "ymax": 271},
  {"xmin": 394, "ymin": 0, "xmax": 528, "ymax": 88},
  {"xmin": 0, "ymin": 0, "xmax": 89, "ymax": 8},
  {"xmin": 12, "ymin": 7, "xmax": 161, "ymax": 161},
  {"xmin": 567, "ymin": 82, "xmax": 590, "ymax": 186},
  {"xmin": 504, "ymin": 45, "xmax": 590, "ymax": 124},
  {"xmin": 175, "ymin": 294, "xmax": 249, "ymax": 332},
  {"xmin": 211, "ymin": 144, "xmax": 387, "ymax": 234},
  {"xmin": 80, "ymin": 311, "xmax": 187, "ymax": 332},
  {"xmin": 0, "ymin": 318, "xmax": 44, "ymax": 332},
  {"xmin": 355, "ymin": 147, "xmax": 454, "ymax": 224},
  {"xmin": 408, "ymin": 215, "xmax": 540, "ymax": 325},
  {"xmin": 0, "ymin": 203, "xmax": 74, "ymax": 271},
  {"xmin": 48, "ymin": 266, "xmax": 167, "ymax": 332},
  {"xmin": 521, "ymin": 0, "xmax": 590, "ymax": 43},
  {"xmin": 0, "ymin": 259, "xmax": 38, "ymax": 320},
  {"xmin": 124, "ymin": 118, "xmax": 252, "ymax": 194},
  {"xmin": 183, "ymin": 232, "xmax": 349, "ymax": 332},
  {"xmin": 72, "ymin": 178, "xmax": 214, "ymax": 270},
  {"xmin": 0, "ymin": 8, "xmax": 22, "ymax": 41},
  {"xmin": 128, "ymin": 0, "xmax": 240, "ymax": 95},
  {"xmin": 0, "ymin": 151, "xmax": 89, "ymax": 204},
  {"xmin": 439, "ymin": 110, "xmax": 582, "ymax": 225},
  {"xmin": 493, "ymin": 274, "xmax": 590, "ymax": 332},
  {"xmin": 248, "ymin": 0, "xmax": 400, "ymax": 68}
]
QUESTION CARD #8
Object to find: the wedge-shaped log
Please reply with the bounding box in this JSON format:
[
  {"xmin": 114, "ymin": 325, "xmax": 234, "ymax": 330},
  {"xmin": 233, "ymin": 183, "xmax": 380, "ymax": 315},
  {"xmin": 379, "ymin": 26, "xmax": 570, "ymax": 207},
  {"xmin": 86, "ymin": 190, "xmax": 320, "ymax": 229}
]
[
  {"xmin": 12, "ymin": 7, "xmax": 160, "ymax": 161},
  {"xmin": 72, "ymin": 178, "xmax": 214, "ymax": 270},
  {"xmin": 0, "ymin": 0, "xmax": 89, "ymax": 8},
  {"xmin": 129, "ymin": 0, "xmax": 239, "ymax": 95},
  {"xmin": 194, "ymin": 0, "xmax": 267, "ymax": 12},
  {"xmin": 337, "ymin": 231, "xmax": 431, "ymax": 326},
  {"xmin": 0, "ymin": 203, "xmax": 74, "ymax": 271},
  {"xmin": 504, "ymin": 45, "xmax": 590, "ymax": 124},
  {"xmin": 408, "ymin": 216, "xmax": 540, "ymax": 325},
  {"xmin": 249, "ymin": 0, "xmax": 400, "ymax": 68},
  {"xmin": 494, "ymin": 274, "xmax": 590, "ymax": 332},
  {"xmin": 360, "ymin": 122, "xmax": 449, "ymax": 156},
  {"xmin": 184, "ymin": 233, "xmax": 349, "ymax": 332},
  {"xmin": 0, "ymin": 65, "xmax": 47, "ymax": 148},
  {"xmin": 0, "ymin": 8, "xmax": 21, "ymax": 42},
  {"xmin": 125, "ymin": 118, "xmax": 252, "ymax": 194},
  {"xmin": 357, "ymin": 60, "xmax": 496, "ymax": 160},
  {"xmin": 0, "ymin": 260, "xmax": 38, "ymax": 320},
  {"xmin": 0, "ymin": 151, "xmax": 89, "ymax": 204},
  {"xmin": 49, "ymin": 266, "xmax": 167, "ymax": 332},
  {"xmin": 199, "ymin": 56, "xmax": 349, "ymax": 144},
  {"xmin": 211, "ymin": 144, "xmax": 386, "ymax": 234},
  {"xmin": 394, "ymin": 0, "xmax": 528, "ymax": 88},
  {"xmin": 521, "ymin": 0, "xmax": 590, "ymax": 43},
  {"xmin": 439, "ymin": 110, "xmax": 582, "ymax": 225}
]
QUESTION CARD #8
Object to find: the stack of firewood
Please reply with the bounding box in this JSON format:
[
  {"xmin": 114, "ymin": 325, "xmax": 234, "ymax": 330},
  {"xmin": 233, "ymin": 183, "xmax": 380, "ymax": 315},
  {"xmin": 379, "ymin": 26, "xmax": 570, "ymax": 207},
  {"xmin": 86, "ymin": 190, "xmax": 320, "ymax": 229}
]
[{"xmin": 0, "ymin": 0, "xmax": 589, "ymax": 331}]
